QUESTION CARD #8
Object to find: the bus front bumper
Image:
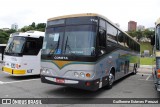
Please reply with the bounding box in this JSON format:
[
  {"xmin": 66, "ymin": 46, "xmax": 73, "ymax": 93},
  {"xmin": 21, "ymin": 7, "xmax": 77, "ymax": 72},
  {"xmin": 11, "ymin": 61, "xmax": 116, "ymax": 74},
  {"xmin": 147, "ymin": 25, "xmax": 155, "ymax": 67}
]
[
  {"xmin": 41, "ymin": 75, "xmax": 109, "ymax": 91},
  {"xmin": 2, "ymin": 66, "xmax": 26, "ymax": 75}
]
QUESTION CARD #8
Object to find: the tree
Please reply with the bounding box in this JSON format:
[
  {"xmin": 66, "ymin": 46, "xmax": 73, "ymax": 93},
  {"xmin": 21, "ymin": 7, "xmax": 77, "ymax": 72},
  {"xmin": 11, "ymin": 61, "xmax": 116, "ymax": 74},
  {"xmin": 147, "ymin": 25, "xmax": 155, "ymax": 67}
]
[
  {"xmin": 143, "ymin": 29, "xmax": 154, "ymax": 39},
  {"xmin": 136, "ymin": 30, "xmax": 143, "ymax": 42},
  {"xmin": 31, "ymin": 22, "xmax": 36, "ymax": 28},
  {"xmin": 36, "ymin": 23, "xmax": 46, "ymax": 29},
  {"xmin": 20, "ymin": 23, "xmax": 46, "ymax": 32},
  {"xmin": 0, "ymin": 31, "xmax": 9, "ymax": 43}
]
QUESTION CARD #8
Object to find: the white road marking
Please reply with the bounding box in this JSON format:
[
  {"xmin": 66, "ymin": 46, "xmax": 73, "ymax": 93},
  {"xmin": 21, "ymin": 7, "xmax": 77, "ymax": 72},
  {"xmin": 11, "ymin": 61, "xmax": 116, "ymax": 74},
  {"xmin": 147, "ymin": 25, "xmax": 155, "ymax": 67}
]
[
  {"xmin": 137, "ymin": 73, "xmax": 151, "ymax": 75},
  {"xmin": 138, "ymin": 79, "xmax": 153, "ymax": 81},
  {"xmin": 0, "ymin": 81, "xmax": 4, "ymax": 84},
  {"xmin": 146, "ymin": 75, "xmax": 151, "ymax": 80},
  {"xmin": 137, "ymin": 74, "xmax": 153, "ymax": 81},
  {"xmin": 0, "ymin": 79, "xmax": 40, "ymax": 85}
]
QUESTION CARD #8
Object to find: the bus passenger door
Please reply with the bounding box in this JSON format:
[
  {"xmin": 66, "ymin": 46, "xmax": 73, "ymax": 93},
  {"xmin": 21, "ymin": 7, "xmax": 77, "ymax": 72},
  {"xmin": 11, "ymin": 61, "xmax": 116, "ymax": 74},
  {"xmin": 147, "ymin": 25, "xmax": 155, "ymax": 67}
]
[{"xmin": 97, "ymin": 28, "xmax": 107, "ymax": 88}]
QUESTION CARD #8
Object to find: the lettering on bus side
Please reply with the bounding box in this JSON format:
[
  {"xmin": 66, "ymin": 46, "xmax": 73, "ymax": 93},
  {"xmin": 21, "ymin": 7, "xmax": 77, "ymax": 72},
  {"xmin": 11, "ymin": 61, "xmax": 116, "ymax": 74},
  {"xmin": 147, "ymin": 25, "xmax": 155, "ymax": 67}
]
[
  {"xmin": 27, "ymin": 69, "xmax": 33, "ymax": 73},
  {"xmin": 54, "ymin": 56, "xmax": 68, "ymax": 60}
]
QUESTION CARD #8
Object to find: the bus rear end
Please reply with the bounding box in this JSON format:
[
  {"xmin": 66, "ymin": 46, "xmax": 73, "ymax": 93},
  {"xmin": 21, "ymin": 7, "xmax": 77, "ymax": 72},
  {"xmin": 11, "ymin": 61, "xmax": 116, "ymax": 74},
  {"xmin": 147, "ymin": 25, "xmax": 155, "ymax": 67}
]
[{"xmin": 2, "ymin": 31, "xmax": 44, "ymax": 76}]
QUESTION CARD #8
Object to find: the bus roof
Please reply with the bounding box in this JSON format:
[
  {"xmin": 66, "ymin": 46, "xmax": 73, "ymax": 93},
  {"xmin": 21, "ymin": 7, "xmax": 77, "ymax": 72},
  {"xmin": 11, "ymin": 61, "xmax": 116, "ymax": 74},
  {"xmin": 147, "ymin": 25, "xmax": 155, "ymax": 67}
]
[
  {"xmin": 48, "ymin": 13, "xmax": 99, "ymax": 21},
  {"xmin": 10, "ymin": 31, "xmax": 45, "ymax": 38},
  {"xmin": 156, "ymin": 18, "xmax": 160, "ymax": 26},
  {"xmin": 48, "ymin": 13, "xmax": 140, "ymax": 45}
]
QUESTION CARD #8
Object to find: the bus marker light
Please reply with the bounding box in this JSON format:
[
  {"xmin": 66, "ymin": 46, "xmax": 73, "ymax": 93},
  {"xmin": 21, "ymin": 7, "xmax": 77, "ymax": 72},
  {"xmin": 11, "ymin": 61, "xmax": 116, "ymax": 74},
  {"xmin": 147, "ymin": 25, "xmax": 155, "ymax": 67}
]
[
  {"xmin": 157, "ymin": 69, "xmax": 160, "ymax": 78},
  {"xmin": 16, "ymin": 64, "xmax": 19, "ymax": 69},
  {"xmin": 86, "ymin": 73, "xmax": 91, "ymax": 77},
  {"xmin": 96, "ymin": 81, "xmax": 99, "ymax": 84},
  {"xmin": 85, "ymin": 82, "xmax": 90, "ymax": 86},
  {"xmin": 157, "ymin": 69, "xmax": 160, "ymax": 73}
]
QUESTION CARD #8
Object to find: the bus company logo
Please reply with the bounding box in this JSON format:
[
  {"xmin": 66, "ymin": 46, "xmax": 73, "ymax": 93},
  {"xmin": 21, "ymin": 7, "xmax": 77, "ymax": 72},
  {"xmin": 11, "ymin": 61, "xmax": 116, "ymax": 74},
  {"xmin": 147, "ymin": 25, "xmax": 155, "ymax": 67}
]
[
  {"xmin": 54, "ymin": 56, "xmax": 68, "ymax": 60},
  {"xmin": 90, "ymin": 19, "xmax": 98, "ymax": 23},
  {"xmin": 2, "ymin": 99, "xmax": 11, "ymax": 104}
]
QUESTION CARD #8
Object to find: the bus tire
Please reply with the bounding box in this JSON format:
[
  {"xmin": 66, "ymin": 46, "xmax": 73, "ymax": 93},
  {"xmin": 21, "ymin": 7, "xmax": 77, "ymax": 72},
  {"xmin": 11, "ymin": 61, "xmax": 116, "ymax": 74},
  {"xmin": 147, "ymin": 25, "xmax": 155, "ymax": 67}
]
[
  {"xmin": 132, "ymin": 66, "xmax": 137, "ymax": 75},
  {"xmin": 104, "ymin": 70, "xmax": 115, "ymax": 89}
]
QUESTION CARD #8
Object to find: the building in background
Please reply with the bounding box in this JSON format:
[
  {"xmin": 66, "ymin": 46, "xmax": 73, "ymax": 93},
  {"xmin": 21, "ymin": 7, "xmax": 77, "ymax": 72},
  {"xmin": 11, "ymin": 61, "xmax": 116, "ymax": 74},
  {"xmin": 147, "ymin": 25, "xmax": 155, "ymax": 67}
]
[
  {"xmin": 2, "ymin": 28, "xmax": 10, "ymax": 31},
  {"xmin": 147, "ymin": 27, "xmax": 155, "ymax": 31},
  {"xmin": 128, "ymin": 21, "xmax": 137, "ymax": 31},
  {"xmin": 11, "ymin": 23, "xmax": 18, "ymax": 31},
  {"xmin": 137, "ymin": 25, "xmax": 145, "ymax": 31}
]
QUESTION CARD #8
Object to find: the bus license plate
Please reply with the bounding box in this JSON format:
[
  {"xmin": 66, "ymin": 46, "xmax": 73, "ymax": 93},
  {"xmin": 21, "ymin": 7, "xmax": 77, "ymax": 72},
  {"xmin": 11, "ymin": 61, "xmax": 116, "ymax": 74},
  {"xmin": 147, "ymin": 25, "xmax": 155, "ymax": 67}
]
[{"xmin": 56, "ymin": 78, "xmax": 65, "ymax": 83}]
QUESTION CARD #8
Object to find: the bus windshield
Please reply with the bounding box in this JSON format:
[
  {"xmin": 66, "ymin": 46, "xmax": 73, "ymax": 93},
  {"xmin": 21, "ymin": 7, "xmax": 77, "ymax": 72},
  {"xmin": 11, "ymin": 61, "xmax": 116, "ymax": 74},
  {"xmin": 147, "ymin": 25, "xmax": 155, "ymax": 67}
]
[
  {"xmin": 156, "ymin": 25, "xmax": 160, "ymax": 50},
  {"xmin": 42, "ymin": 25, "xmax": 96, "ymax": 56},
  {"xmin": 5, "ymin": 36, "xmax": 25, "ymax": 54}
]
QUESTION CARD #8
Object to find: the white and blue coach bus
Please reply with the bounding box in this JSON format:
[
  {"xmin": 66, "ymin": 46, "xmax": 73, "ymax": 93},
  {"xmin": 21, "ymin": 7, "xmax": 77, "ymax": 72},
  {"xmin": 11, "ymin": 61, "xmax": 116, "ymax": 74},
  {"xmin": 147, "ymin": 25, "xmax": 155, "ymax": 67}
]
[
  {"xmin": 2, "ymin": 31, "xmax": 44, "ymax": 76},
  {"xmin": 40, "ymin": 13, "xmax": 140, "ymax": 91}
]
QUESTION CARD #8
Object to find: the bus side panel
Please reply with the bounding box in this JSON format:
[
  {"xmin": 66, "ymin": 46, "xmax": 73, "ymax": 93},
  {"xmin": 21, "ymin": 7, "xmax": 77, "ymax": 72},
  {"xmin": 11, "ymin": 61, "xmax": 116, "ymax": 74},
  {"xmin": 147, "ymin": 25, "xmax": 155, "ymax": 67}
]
[
  {"xmin": 21, "ymin": 52, "xmax": 41, "ymax": 75},
  {"xmin": 3, "ymin": 52, "xmax": 41, "ymax": 76},
  {"xmin": 94, "ymin": 49, "xmax": 139, "ymax": 88}
]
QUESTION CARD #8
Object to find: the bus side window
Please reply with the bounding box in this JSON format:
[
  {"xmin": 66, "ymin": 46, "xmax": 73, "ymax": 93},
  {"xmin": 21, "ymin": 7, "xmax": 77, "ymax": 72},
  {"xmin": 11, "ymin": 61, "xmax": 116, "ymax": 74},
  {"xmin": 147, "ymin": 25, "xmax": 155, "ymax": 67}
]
[
  {"xmin": 98, "ymin": 28, "xmax": 106, "ymax": 56},
  {"xmin": 24, "ymin": 41, "xmax": 39, "ymax": 55}
]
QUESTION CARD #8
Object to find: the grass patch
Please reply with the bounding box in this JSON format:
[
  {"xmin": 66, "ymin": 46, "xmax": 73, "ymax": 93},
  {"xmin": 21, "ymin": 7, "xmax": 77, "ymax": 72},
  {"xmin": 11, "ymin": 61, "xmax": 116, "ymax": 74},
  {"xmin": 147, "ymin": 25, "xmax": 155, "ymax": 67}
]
[
  {"xmin": 140, "ymin": 57, "xmax": 155, "ymax": 65},
  {"xmin": 140, "ymin": 42, "xmax": 153, "ymax": 55}
]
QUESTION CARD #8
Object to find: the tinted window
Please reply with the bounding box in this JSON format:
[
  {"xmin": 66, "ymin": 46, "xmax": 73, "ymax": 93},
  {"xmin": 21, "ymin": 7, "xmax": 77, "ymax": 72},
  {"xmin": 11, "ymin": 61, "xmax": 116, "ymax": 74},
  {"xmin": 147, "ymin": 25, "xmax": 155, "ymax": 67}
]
[
  {"xmin": 117, "ymin": 31, "xmax": 125, "ymax": 46},
  {"xmin": 5, "ymin": 37, "xmax": 26, "ymax": 54},
  {"xmin": 42, "ymin": 27, "xmax": 64, "ymax": 54},
  {"xmin": 156, "ymin": 25, "xmax": 160, "ymax": 50},
  {"xmin": 23, "ymin": 37, "xmax": 43, "ymax": 55},
  {"xmin": 107, "ymin": 22, "xmax": 117, "ymax": 43},
  {"xmin": 124, "ymin": 36, "xmax": 130, "ymax": 48},
  {"xmin": 63, "ymin": 25, "xmax": 96, "ymax": 56},
  {"xmin": 47, "ymin": 19, "xmax": 65, "ymax": 26},
  {"xmin": 66, "ymin": 17, "xmax": 98, "ymax": 25},
  {"xmin": 100, "ymin": 19, "xmax": 106, "ymax": 28}
]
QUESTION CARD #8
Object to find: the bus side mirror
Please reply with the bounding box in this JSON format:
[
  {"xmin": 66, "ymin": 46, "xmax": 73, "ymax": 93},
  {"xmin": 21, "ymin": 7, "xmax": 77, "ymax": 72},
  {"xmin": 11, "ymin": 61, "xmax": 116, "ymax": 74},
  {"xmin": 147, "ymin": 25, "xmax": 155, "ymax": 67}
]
[{"xmin": 151, "ymin": 35, "xmax": 155, "ymax": 46}]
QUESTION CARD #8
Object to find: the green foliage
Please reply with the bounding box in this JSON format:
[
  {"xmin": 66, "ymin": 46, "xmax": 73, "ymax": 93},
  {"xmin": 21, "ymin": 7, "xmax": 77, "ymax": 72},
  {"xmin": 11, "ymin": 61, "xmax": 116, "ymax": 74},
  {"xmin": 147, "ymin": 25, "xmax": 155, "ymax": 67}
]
[
  {"xmin": 140, "ymin": 57, "xmax": 155, "ymax": 65},
  {"xmin": 140, "ymin": 42, "xmax": 153, "ymax": 55},
  {"xmin": 0, "ymin": 22, "xmax": 46, "ymax": 44},
  {"xmin": 127, "ymin": 29, "xmax": 155, "ymax": 42},
  {"xmin": 0, "ymin": 29, "xmax": 17, "ymax": 44},
  {"xmin": 20, "ymin": 22, "xmax": 46, "ymax": 32}
]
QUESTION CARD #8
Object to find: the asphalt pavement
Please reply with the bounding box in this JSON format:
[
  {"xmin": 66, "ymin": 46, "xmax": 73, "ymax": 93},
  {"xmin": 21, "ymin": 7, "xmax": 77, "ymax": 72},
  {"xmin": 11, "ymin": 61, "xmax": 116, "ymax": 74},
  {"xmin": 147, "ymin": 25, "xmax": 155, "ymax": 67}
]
[{"xmin": 0, "ymin": 63, "xmax": 159, "ymax": 107}]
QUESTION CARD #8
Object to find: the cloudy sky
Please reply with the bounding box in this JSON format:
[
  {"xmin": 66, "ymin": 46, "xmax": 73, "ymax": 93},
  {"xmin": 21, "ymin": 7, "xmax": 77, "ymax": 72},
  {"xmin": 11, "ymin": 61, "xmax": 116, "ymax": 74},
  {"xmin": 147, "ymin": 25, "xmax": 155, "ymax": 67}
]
[{"xmin": 0, "ymin": 0, "xmax": 159, "ymax": 31}]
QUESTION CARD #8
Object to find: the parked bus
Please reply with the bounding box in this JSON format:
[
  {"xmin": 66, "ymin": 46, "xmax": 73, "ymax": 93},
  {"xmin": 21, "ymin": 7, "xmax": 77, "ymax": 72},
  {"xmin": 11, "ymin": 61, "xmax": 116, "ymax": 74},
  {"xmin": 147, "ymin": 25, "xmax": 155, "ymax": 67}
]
[
  {"xmin": 40, "ymin": 13, "xmax": 140, "ymax": 91},
  {"xmin": 0, "ymin": 44, "xmax": 6, "ymax": 61},
  {"xmin": 153, "ymin": 18, "xmax": 160, "ymax": 91},
  {"xmin": 2, "ymin": 31, "xmax": 44, "ymax": 76}
]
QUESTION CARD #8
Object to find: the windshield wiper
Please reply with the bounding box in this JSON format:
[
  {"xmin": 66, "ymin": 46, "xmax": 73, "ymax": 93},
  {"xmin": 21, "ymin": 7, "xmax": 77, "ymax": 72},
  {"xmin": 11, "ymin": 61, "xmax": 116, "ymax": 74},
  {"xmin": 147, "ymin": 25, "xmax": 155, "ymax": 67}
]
[
  {"xmin": 48, "ymin": 36, "xmax": 60, "ymax": 56},
  {"xmin": 64, "ymin": 36, "xmax": 76, "ymax": 56}
]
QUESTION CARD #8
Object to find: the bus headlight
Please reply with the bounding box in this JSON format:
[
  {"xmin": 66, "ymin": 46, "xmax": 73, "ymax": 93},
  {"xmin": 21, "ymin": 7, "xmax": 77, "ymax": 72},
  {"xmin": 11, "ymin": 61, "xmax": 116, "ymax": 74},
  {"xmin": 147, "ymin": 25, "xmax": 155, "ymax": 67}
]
[
  {"xmin": 80, "ymin": 72, "xmax": 85, "ymax": 78},
  {"xmin": 74, "ymin": 72, "xmax": 79, "ymax": 77},
  {"xmin": 73, "ymin": 71, "xmax": 93, "ymax": 78},
  {"xmin": 40, "ymin": 68, "xmax": 52, "ymax": 76}
]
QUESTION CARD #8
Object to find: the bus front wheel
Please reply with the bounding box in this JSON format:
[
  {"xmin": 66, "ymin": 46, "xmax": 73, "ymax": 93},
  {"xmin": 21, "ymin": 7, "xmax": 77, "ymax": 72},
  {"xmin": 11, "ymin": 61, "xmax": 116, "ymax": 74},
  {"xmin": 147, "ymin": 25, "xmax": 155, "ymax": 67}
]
[{"xmin": 104, "ymin": 72, "xmax": 115, "ymax": 89}]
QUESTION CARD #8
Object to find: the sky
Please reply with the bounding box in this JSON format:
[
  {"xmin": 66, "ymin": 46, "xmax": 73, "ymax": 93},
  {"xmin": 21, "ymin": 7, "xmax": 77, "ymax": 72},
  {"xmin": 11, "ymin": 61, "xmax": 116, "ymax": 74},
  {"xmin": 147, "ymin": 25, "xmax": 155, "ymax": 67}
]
[{"xmin": 0, "ymin": 0, "xmax": 159, "ymax": 31}]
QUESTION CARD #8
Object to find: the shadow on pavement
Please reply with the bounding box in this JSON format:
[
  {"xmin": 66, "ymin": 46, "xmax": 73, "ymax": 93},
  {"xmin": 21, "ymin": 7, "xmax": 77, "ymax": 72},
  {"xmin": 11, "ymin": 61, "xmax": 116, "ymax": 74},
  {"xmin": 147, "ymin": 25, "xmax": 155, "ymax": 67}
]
[{"xmin": 4, "ymin": 75, "xmax": 40, "ymax": 81}]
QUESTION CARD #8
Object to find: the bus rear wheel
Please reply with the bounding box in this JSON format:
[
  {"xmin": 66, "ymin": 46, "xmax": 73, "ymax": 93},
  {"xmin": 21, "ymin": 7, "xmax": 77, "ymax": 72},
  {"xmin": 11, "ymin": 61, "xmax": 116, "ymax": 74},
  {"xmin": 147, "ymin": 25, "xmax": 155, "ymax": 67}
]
[{"xmin": 132, "ymin": 66, "xmax": 137, "ymax": 75}]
